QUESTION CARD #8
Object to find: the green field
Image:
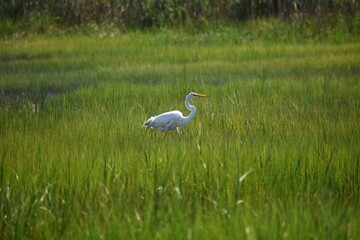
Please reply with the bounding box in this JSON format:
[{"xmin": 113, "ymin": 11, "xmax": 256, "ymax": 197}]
[{"xmin": 1, "ymin": 28, "xmax": 360, "ymax": 239}]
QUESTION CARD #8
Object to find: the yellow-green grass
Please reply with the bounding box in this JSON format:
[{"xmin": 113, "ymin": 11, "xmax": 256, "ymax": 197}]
[{"xmin": 0, "ymin": 31, "xmax": 359, "ymax": 239}]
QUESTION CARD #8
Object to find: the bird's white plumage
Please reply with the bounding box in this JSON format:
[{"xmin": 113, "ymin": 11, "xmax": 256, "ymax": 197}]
[
  {"xmin": 143, "ymin": 92, "xmax": 207, "ymax": 136},
  {"xmin": 144, "ymin": 111, "xmax": 184, "ymax": 132}
]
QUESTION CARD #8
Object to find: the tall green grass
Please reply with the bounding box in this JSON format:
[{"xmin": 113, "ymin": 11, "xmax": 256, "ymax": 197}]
[{"xmin": 0, "ymin": 29, "xmax": 359, "ymax": 239}]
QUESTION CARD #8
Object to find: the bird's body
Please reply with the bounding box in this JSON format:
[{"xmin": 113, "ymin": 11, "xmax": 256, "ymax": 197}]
[
  {"xmin": 143, "ymin": 92, "xmax": 207, "ymax": 137},
  {"xmin": 144, "ymin": 110, "xmax": 185, "ymax": 132}
]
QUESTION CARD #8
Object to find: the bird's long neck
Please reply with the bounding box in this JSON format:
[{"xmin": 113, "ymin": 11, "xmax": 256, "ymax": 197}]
[{"xmin": 182, "ymin": 95, "xmax": 196, "ymax": 125}]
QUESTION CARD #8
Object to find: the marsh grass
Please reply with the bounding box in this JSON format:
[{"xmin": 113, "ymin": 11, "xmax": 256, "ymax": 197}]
[{"xmin": 0, "ymin": 29, "xmax": 359, "ymax": 239}]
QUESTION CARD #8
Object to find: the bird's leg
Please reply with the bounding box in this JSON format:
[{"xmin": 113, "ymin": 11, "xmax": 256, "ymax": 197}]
[
  {"xmin": 176, "ymin": 127, "xmax": 181, "ymax": 139},
  {"xmin": 164, "ymin": 131, "xmax": 169, "ymax": 139}
]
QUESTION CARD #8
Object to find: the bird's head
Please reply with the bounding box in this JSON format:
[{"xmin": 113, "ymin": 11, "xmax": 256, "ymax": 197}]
[{"xmin": 188, "ymin": 92, "xmax": 207, "ymax": 99}]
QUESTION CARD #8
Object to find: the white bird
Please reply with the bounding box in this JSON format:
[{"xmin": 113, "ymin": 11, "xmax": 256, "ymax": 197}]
[{"xmin": 143, "ymin": 92, "xmax": 207, "ymax": 137}]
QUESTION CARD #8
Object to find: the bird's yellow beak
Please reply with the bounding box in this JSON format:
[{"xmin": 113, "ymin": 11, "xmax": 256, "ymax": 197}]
[{"xmin": 195, "ymin": 93, "xmax": 207, "ymax": 97}]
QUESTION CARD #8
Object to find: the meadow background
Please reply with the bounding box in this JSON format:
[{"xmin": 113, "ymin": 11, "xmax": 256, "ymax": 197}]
[{"xmin": 1, "ymin": 1, "xmax": 360, "ymax": 239}]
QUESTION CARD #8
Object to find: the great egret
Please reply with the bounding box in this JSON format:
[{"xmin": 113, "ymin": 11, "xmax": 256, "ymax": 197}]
[{"xmin": 143, "ymin": 92, "xmax": 207, "ymax": 137}]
